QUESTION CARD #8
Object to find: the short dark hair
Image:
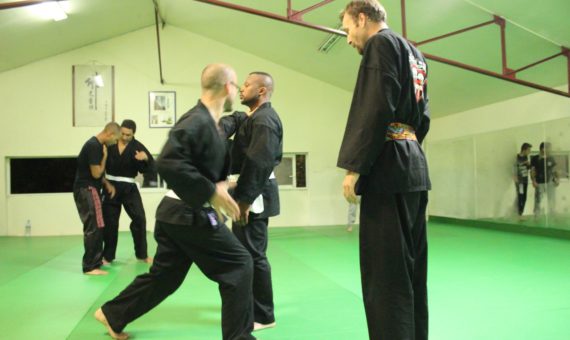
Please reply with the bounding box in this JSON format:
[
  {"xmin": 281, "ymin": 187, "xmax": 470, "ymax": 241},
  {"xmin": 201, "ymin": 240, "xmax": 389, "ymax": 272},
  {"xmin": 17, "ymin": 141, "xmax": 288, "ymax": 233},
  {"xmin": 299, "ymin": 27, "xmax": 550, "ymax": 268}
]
[
  {"xmin": 521, "ymin": 143, "xmax": 532, "ymax": 151},
  {"xmin": 250, "ymin": 71, "xmax": 274, "ymax": 98},
  {"xmin": 121, "ymin": 119, "xmax": 137, "ymax": 134},
  {"xmin": 539, "ymin": 142, "xmax": 551, "ymax": 151},
  {"xmin": 104, "ymin": 122, "xmax": 120, "ymax": 134},
  {"xmin": 340, "ymin": 0, "xmax": 387, "ymax": 23}
]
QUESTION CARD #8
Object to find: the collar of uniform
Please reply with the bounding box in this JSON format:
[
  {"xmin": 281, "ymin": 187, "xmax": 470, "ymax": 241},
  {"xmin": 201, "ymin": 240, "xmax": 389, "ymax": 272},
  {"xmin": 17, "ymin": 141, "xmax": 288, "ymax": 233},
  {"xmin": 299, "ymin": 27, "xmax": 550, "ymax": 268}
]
[{"xmin": 251, "ymin": 102, "xmax": 271, "ymax": 116}]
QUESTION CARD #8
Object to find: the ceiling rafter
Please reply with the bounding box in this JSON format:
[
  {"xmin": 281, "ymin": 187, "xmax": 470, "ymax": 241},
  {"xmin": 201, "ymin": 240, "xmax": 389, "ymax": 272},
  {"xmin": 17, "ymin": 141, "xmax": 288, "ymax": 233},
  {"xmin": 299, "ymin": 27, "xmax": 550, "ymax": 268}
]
[
  {"xmin": 194, "ymin": 0, "xmax": 570, "ymax": 98},
  {"xmin": 0, "ymin": 0, "xmax": 58, "ymax": 10}
]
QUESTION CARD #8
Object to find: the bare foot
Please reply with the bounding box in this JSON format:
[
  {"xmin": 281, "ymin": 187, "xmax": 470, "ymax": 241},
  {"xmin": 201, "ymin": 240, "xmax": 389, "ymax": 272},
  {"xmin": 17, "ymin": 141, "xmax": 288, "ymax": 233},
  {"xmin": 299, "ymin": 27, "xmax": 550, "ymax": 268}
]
[
  {"xmin": 139, "ymin": 257, "xmax": 153, "ymax": 264},
  {"xmin": 346, "ymin": 225, "xmax": 353, "ymax": 232},
  {"xmin": 94, "ymin": 308, "xmax": 129, "ymax": 340},
  {"xmin": 84, "ymin": 268, "xmax": 108, "ymax": 275},
  {"xmin": 102, "ymin": 259, "xmax": 111, "ymax": 266},
  {"xmin": 253, "ymin": 321, "xmax": 276, "ymax": 331}
]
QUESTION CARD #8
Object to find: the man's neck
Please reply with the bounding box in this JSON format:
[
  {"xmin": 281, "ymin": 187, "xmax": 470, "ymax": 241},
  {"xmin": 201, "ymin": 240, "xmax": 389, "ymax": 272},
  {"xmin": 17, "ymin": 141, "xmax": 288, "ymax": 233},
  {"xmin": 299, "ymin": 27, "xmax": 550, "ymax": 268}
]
[
  {"xmin": 201, "ymin": 95, "xmax": 224, "ymax": 123},
  {"xmin": 247, "ymin": 99, "xmax": 268, "ymax": 116},
  {"xmin": 95, "ymin": 133, "xmax": 105, "ymax": 145},
  {"xmin": 365, "ymin": 22, "xmax": 387, "ymax": 40}
]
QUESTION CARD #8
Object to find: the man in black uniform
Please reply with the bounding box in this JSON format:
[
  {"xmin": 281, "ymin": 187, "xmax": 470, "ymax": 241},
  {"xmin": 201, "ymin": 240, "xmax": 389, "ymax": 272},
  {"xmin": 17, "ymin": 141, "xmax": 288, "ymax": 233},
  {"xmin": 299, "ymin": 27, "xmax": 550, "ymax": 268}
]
[
  {"xmin": 102, "ymin": 119, "xmax": 154, "ymax": 264},
  {"xmin": 73, "ymin": 122, "xmax": 120, "ymax": 275},
  {"xmin": 531, "ymin": 142, "xmax": 559, "ymax": 217},
  {"xmin": 337, "ymin": 1, "xmax": 431, "ymax": 339},
  {"xmin": 219, "ymin": 72, "xmax": 283, "ymax": 331},
  {"xmin": 513, "ymin": 143, "xmax": 532, "ymax": 217},
  {"xmin": 94, "ymin": 64, "xmax": 256, "ymax": 340}
]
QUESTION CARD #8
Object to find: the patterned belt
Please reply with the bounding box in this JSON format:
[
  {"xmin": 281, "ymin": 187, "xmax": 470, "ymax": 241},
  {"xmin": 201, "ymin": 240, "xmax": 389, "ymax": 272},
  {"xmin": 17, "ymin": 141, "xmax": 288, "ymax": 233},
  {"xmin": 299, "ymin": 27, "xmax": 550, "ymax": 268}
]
[{"xmin": 385, "ymin": 123, "xmax": 417, "ymax": 141}]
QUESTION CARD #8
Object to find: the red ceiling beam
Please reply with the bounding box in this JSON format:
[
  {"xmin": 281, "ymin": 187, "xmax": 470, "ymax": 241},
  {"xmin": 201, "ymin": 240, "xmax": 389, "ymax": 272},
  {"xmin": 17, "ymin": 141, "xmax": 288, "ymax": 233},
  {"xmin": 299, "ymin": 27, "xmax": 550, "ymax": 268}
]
[
  {"xmin": 413, "ymin": 19, "xmax": 496, "ymax": 47},
  {"xmin": 194, "ymin": 0, "xmax": 343, "ymax": 36},
  {"xmin": 563, "ymin": 47, "xmax": 570, "ymax": 94},
  {"xmin": 506, "ymin": 51, "xmax": 564, "ymax": 76},
  {"xmin": 423, "ymin": 52, "xmax": 570, "ymax": 97},
  {"xmin": 401, "ymin": 0, "xmax": 407, "ymax": 39},
  {"xmin": 195, "ymin": 0, "xmax": 570, "ymax": 98},
  {"xmin": 287, "ymin": 0, "xmax": 334, "ymax": 21},
  {"xmin": 0, "ymin": 0, "xmax": 57, "ymax": 10}
]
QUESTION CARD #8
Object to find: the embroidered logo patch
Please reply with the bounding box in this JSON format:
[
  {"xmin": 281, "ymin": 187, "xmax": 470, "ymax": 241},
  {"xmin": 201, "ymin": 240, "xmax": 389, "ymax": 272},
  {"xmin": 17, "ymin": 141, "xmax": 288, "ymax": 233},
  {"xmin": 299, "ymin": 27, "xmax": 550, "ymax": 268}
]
[{"xmin": 409, "ymin": 54, "xmax": 427, "ymax": 103}]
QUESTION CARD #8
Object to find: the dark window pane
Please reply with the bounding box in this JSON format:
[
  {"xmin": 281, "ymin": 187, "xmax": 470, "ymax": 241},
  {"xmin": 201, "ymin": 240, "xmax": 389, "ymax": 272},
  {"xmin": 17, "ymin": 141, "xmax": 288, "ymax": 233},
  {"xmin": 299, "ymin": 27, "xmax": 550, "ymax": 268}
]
[
  {"xmin": 296, "ymin": 154, "xmax": 306, "ymax": 188},
  {"xmin": 11, "ymin": 158, "xmax": 77, "ymax": 194}
]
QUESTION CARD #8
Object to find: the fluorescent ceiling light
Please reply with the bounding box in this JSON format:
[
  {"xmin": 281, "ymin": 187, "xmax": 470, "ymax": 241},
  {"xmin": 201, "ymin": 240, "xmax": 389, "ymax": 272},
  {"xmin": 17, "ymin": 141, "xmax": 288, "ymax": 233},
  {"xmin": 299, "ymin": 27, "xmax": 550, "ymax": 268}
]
[{"xmin": 28, "ymin": 1, "xmax": 70, "ymax": 22}]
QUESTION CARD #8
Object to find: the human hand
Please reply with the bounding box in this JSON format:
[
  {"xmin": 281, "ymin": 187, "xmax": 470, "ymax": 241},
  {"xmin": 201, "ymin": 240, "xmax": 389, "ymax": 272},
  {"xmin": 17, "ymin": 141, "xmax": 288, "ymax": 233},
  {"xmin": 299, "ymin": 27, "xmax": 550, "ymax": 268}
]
[
  {"xmin": 105, "ymin": 182, "xmax": 116, "ymax": 199},
  {"xmin": 134, "ymin": 151, "xmax": 148, "ymax": 161},
  {"xmin": 236, "ymin": 201, "xmax": 251, "ymax": 226},
  {"xmin": 210, "ymin": 181, "xmax": 240, "ymax": 221},
  {"xmin": 342, "ymin": 171, "xmax": 360, "ymax": 204}
]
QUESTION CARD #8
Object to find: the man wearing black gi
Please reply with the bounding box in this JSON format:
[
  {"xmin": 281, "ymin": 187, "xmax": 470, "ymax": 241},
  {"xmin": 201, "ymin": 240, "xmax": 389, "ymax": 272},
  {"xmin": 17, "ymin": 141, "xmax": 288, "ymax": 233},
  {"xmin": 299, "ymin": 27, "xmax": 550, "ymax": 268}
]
[
  {"xmin": 102, "ymin": 119, "xmax": 154, "ymax": 264},
  {"xmin": 94, "ymin": 64, "xmax": 256, "ymax": 340},
  {"xmin": 513, "ymin": 143, "xmax": 532, "ymax": 217},
  {"xmin": 73, "ymin": 122, "xmax": 120, "ymax": 275},
  {"xmin": 337, "ymin": 1, "xmax": 431, "ymax": 339},
  {"xmin": 531, "ymin": 142, "xmax": 559, "ymax": 217},
  {"xmin": 219, "ymin": 72, "xmax": 283, "ymax": 331}
]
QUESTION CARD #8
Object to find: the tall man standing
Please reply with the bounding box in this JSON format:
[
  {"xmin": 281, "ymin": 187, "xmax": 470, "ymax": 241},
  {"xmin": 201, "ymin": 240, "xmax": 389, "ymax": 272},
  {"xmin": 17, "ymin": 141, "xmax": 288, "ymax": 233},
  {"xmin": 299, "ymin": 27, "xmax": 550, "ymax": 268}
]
[
  {"xmin": 73, "ymin": 122, "xmax": 120, "ymax": 275},
  {"xmin": 219, "ymin": 72, "xmax": 283, "ymax": 331},
  {"xmin": 103, "ymin": 119, "xmax": 154, "ymax": 264},
  {"xmin": 95, "ymin": 64, "xmax": 256, "ymax": 340},
  {"xmin": 337, "ymin": 1, "xmax": 431, "ymax": 339}
]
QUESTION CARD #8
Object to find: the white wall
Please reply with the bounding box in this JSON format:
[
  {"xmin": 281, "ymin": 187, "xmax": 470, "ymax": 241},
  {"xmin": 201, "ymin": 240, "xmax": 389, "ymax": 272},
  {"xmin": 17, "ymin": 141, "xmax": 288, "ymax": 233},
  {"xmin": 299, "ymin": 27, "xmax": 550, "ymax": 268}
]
[
  {"xmin": 0, "ymin": 26, "xmax": 354, "ymax": 236},
  {"xmin": 427, "ymin": 88, "xmax": 570, "ymax": 221}
]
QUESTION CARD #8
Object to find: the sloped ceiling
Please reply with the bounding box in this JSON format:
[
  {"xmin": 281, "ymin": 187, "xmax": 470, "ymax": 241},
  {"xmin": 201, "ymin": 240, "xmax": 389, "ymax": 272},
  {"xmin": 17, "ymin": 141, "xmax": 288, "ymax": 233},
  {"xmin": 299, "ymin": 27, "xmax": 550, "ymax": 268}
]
[{"xmin": 1, "ymin": 0, "xmax": 568, "ymax": 117}]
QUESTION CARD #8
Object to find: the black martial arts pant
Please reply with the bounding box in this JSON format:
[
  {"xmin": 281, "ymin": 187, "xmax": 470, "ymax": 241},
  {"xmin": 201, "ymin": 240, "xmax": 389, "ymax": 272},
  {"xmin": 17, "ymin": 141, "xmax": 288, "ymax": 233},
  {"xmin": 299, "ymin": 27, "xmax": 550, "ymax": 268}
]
[
  {"xmin": 73, "ymin": 186, "xmax": 105, "ymax": 273},
  {"xmin": 102, "ymin": 182, "xmax": 148, "ymax": 261},
  {"xmin": 360, "ymin": 190, "xmax": 428, "ymax": 340},
  {"xmin": 232, "ymin": 217, "xmax": 275, "ymax": 324},
  {"xmin": 515, "ymin": 181, "xmax": 528, "ymax": 216},
  {"xmin": 102, "ymin": 220, "xmax": 256, "ymax": 340}
]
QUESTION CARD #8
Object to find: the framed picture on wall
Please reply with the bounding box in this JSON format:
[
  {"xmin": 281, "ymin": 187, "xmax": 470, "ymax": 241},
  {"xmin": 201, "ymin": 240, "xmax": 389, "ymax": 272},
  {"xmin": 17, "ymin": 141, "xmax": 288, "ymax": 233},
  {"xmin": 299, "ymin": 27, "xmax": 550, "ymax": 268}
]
[
  {"xmin": 72, "ymin": 65, "xmax": 115, "ymax": 127},
  {"xmin": 149, "ymin": 91, "xmax": 176, "ymax": 128}
]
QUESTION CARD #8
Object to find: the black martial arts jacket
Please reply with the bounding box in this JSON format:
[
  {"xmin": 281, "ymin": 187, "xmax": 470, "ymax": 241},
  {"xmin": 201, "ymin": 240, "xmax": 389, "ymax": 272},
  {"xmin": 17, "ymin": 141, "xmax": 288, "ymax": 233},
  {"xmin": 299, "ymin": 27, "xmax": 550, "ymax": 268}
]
[
  {"xmin": 155, "ymin": 100, "xmax": 231, "ymax": 226},
  {"xmin": 219, "ymin": 102, "xmax": 283, "ymax": 218},
  {"xmin": 106, "ymin": 139, "xmax": 154, "ymax": 179},
  {"xmin": 337, "ymin": 28, "xmax": 431, "ymax": 195}
]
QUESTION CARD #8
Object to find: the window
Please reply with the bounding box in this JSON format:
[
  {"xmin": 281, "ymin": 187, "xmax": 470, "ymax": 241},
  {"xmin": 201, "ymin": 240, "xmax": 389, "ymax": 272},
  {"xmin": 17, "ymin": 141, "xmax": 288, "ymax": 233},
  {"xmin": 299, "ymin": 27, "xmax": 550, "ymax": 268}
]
[
  {"xmin": 274, "ymin": 153, "xmax": 307, "ymax": 188},
  {"xmin": 9, "ymin": 156, "xmax": 167, "ymax": 194},
  {"xmin": 10, "ymin": 157, "xmax": 77, "ymax": 194}
]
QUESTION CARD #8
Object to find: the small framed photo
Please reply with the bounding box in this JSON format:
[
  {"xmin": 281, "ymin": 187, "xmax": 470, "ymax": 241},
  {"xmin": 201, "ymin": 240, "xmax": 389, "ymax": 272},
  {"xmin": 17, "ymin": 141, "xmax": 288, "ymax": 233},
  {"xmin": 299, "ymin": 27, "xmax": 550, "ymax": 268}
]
[{"xmin": 149, "ymin": 91, "xmax": 176, "ymax": 128}]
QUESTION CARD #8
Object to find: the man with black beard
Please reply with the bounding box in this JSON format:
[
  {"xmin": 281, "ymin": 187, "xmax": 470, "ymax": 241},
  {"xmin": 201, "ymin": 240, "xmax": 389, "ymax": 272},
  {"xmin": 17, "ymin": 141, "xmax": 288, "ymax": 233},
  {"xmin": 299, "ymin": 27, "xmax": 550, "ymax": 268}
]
[
  {"xmin": 219, "ymin": 72, "xmax": 283, "ymax": 331},
  {"xmin": 102, "ymin": 119, "xmax": 154, "ymax": 264},
  {"xmin": 95, "ymin": 64, "xmax": 256, "ymax": 340}
]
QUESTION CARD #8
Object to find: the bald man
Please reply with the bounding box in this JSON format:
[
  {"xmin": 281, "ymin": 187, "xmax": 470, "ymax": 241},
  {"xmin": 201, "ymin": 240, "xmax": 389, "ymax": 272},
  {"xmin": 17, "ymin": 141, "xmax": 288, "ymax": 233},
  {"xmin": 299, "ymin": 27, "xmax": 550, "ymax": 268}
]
[
  {"xmin": 219, "ymin": 72, "xmax": 283, "ymax": 331},
  {"xmin": 73, "ymin": 122, "xmax": 120, "ymax": 275},
  {"xmin": 95, "ymin": 64, "xmax": 256, "ymax": 340}
]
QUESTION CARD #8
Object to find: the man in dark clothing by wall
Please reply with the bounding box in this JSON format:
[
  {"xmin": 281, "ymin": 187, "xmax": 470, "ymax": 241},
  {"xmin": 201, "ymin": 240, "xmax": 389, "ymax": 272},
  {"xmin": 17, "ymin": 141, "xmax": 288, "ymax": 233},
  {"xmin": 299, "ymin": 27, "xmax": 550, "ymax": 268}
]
[
  {"xmin": 513, "ymin": 142, "xmax": 532, "ymax": 218},
  {"xmin": 102, "ymin": 119, "xmax": 154, "ymax": 264},
  {"xmin": 73, "ymin": 122, "xmax": 120, "ymax": 275},
  {"xmin": 337, "ymin": 1, "xmax": 431, "ymax": 339}
]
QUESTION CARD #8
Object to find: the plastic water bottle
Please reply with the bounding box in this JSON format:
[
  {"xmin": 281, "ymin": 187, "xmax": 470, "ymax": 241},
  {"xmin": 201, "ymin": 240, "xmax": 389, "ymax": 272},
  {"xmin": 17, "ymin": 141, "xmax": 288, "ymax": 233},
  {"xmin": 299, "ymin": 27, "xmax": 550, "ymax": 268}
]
[{"xmin": 24, "ymin": 220, "xmax": 31, "ymax": 237}]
